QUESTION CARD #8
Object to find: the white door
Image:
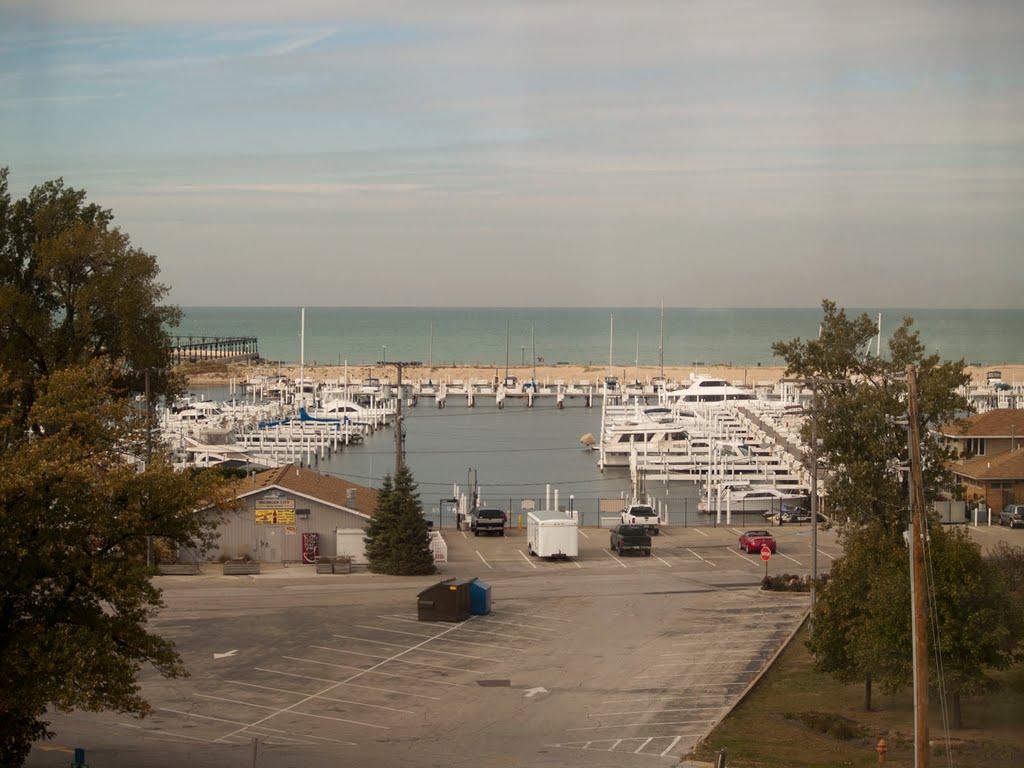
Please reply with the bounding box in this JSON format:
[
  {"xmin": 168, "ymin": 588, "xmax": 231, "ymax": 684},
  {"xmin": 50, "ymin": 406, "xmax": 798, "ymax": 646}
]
[{"xmin": 335, "ymin": 528, "xmax": 367, "ymax": 563}]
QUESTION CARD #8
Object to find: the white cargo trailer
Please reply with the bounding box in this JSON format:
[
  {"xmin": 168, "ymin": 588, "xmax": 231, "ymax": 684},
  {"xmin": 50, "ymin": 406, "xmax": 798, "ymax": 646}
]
[{"xmin": 526, "ymin": 510, "xmax": 579, "ymax": 559}]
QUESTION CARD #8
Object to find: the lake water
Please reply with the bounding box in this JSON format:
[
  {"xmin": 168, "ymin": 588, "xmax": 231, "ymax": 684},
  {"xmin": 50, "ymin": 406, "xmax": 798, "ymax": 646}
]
[{"xmin": 177, "ymin": 306, "xmax": 1024, "ymax": 368}]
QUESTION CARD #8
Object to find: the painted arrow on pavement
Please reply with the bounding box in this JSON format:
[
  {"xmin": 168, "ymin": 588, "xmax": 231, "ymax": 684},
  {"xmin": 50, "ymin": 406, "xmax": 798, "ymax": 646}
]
[
  {"xmin": 523, "ymin": 687, "xmax": 547, "ymax": 698},
  {"xmin": 213, "ymin": 650, "xmax": 238, "ymax": 659}
]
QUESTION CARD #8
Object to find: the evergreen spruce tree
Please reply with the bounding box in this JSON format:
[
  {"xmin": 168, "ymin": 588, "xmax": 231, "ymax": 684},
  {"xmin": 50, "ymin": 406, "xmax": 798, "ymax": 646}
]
[{"xmin": 364, "ymin": 466, "xmax": 436, "ymax": 575}]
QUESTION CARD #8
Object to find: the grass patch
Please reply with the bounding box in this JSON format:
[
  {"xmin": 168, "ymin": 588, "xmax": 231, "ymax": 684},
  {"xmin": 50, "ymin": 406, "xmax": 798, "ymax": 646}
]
[{"xmin": 689, "ymin": 624, "xmax": 1024, "ymax": 767}]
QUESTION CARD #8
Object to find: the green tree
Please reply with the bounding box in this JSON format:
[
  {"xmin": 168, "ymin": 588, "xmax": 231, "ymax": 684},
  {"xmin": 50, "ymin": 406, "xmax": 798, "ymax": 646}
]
[
  {"xmin": 0, "ymin": 167, "xmax": 182, "ymax": 430},
  {"xmin": 772, "ymin": 299, "xmax": 969, "ymax": 528},
  {"xmin": 0, "ymin": 364, "xmax": 229, "ymax": 765},
  {"xmin": 364, "ymin": 466, "xmax": 436, "ymax": 576},
  {"xmin": 783, "ymin": 301, "xmax": 1022, "ymax": 722}
]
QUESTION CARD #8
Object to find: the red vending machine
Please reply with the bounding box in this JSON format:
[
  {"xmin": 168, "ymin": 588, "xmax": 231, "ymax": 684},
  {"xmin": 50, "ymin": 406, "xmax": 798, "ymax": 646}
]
[{"xmin": 302, "ymin": 532, "xmax": 320, "ymax": 563}]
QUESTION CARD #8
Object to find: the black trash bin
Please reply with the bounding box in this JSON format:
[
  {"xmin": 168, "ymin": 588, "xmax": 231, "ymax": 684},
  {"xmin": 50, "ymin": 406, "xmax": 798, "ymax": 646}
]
[{"xmin": 417, "ymin": 577, "xmax": 476, "ymax": 622}]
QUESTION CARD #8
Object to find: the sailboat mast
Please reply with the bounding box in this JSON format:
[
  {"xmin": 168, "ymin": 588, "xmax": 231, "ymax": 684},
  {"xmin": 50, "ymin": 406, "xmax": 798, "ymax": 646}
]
[
  {"xmin": 659, "ymin": 299, "xmax": 665, "ymax": 380},
  {"xmin": 531, "ymin": 323, "xmax": 536, "ymax": 385},
  {"xmin": 299, "ymin": 307, "xmax": 305, "ymax": 394},
  {"xmin": 608, "ymin": 313, "xmax": 614, "ymax": 375},
  {"xmin": 906, "ymin": 366, "xmax": 930, "ymax": 768},
  {"xmin": 635, "ymin": 331, "xmax": 640, "ymax": 383},
  {"xmin": 505, "ymin": 319, "xmax": 510, "ymax": 380}
]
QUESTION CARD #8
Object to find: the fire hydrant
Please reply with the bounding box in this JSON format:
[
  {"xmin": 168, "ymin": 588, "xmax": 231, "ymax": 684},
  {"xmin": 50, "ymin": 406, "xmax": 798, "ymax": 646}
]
[{"xmin": 876, "ymin": 737, "xmax": 888, "ymax": 764}]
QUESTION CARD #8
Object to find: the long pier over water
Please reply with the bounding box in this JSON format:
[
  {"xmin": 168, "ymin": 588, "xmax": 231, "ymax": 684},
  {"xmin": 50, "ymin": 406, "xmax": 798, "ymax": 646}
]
[{"xmin": 173, "ymin": 336, "xmax": 259, "ymax": 364}]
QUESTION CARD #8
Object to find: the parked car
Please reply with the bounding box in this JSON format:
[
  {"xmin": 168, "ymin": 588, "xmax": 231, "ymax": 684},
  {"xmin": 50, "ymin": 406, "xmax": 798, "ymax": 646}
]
[
  {"xmin": 777, "ymin": 509, "xmax": 825, "ymax": 524},
  {"xmin": 1000, "ymin": 504, "xmax": 1024, "ymax": 529},
  {"xmin": 609, "ymin": 524, "xmax": 652, "ymax": 556},
  {"xmin": 471, "ymin": 508, "xmax": 508, "ymax": 536},
  {"xmin": 621, "ymin": 502, "xmax": 660, "ymax": 535},
  {"xmin": 738, "ymin": 529, "xmax": 777, "ymax": 554}
]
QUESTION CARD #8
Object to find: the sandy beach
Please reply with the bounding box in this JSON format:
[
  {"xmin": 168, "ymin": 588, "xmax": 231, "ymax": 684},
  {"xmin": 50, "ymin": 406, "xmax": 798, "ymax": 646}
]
[{"xmin": 185, "ymin": 360, "xmax": 1024, "ymax": 390}]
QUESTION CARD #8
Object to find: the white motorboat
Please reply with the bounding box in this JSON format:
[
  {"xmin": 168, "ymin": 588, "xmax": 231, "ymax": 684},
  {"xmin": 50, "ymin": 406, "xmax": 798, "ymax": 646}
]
[
  {"xmin": 697, "ymin": 481, "xmax": 808, "ymax": 514},
  {"xmin": 667, "ymin": 374, "xmax": 756, "ymax": 403},
  {"xmin": 600, "ymin": 420, "xmax": 694, "ymax": 466}
]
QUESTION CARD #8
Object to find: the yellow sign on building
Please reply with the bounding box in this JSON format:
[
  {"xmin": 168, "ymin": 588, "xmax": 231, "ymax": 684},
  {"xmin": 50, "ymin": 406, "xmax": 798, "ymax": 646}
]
[{"xmin": 255, "ymin": 508, "xmax": 296, "ymax": 525}]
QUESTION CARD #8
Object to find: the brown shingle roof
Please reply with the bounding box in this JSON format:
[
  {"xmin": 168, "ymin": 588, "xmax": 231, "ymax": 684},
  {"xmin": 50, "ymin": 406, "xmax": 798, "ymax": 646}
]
[
  {"xmin": 952, "ymin": 447, "xmax": 1024, "ymax": 481},
  {"xmin": 230, "ymin": 464, "xmax": 378, "ymax": 518},
  {"xmin": 939, "ymin": 409, "xmax": 1024, "ymax": 438}
]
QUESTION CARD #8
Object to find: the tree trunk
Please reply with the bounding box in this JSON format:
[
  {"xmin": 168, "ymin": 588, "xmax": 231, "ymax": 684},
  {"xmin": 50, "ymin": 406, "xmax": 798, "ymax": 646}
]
[
  {"xmin": 864, "ymin": 672, "xmax": 872, "ymax": 711},
  {"xmin": 952, "ymin": 691, "xmax": 962, "ymax": 729}
]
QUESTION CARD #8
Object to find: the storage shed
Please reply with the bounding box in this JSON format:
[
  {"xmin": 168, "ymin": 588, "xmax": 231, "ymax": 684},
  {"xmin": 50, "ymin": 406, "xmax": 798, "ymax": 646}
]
[{"xmin": 192, "ymin": 464, "xmax": 378, "ymax": 564}]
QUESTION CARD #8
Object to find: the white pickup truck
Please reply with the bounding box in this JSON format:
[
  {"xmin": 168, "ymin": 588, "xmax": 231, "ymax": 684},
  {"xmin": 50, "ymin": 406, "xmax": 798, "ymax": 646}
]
[{"xmin": 621, "ymin": 502, "xmax": 660, "ymax": 535}]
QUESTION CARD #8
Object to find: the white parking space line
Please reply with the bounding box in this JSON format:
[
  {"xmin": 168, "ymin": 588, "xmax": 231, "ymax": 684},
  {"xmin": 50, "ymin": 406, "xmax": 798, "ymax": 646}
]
[
  {"xmin": 603, "ymin": 550, "xmax": 628, "ymax": 568},
  {"xmin": 726, "ymin": 549, "xmax": 761, "ymax": 566},
  {"xmin": 446, "ymin": 624, "xmax": 549, "ymax": 642},
  {"xmin": 159, "ymin": 707, "xmax": 356, "ymax": 745},
  {"xmin": 777, "ymin": 552, "xmax": 802, "ymax": 564},
  {"xmin": 661, "ymin": 735, "xmax": 683, "ymax": 756},
  {"xmin": 685, "ymin": 548, "xmax": 717, "ymax": 566},
  {"xmin": 475, "ymin": 550, "xmax": 493, "ymax": 569},
  {"xmin": 634, "ymin": 737, "xmax": 655, "ymax": 753},
  {"xmin": 653, "ymin": 554, "xmax": 673, "ymax": 567},
  {"xmin": 310, "ymin": 645, "xmax": 481, "ymax": 674},
  {"xmin": 664, "ymin": 647, "xmax": 769, "ymax": 653},
  {"xmin": 691, "ymin": 528, "xmax": 709, "ymax": 537},
  {"xmin": 356, "ymin": 624, "xmax": 434, "ymax": 639},
  {"xmin": 153, "ymin": 625, "xmax": 191, "ymax": 630},
  {"xmin": 331, "ymin": 634, "xmax": 501, "ymax": 662},
  {"xmin": 567, "ymin": 719, "xmax": 715, "ymax": 731},
  {"xmin": 195, "ymin": 693, "xmax": 388, "ymax": 729},
  {"xmin": 225, "ymin": 681, "xmax": 415, "ymax": 714},
  {"xmin": 256, "ymin": 667, "xmax": 442, "ymax": 700},
  {"xmin": 817, "ymin": 548, "xmax": 836, "ymax": 561},
  {"xmin": 118, "ymin": 721, "xmax": 222, "ymax": 744},
  {"xmin": 609, "ymin": 739, "xmax": 622, "ymax": 751},
  {"xmin": 577, "ymin": 528, "xmax": 590, "ymax": 538},
  {"xmin": 518, "ymin": 549, "xmax": 538, "ymax": 568},
  {"xmin": 600, "ymin": 695, "xmax": 705, "ymax": 704},
  {"xmin": 215, "ymin": 620, "xmax": 476, "ymax": 743},
  {"xmin": 593, "ymin": 706, "xmax": 725, "ymax": 717},
  {"xmin": 282, "ymin": 656, "xmax": 466, "ymax": 687},
  {"xmin": 359, "ymin": 625, "xmax": 518, "ymax": 651},
  {"xmin": 496, "ymin": 611, "xmax": 574, "ymax": 623},
  {"xmin": 472, "ymin": 617, "xmax": 559, "ymax": 632}
]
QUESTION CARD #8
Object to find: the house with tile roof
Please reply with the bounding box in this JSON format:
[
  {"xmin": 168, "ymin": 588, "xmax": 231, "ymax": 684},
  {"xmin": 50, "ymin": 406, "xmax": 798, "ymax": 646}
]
[
  {"xmin": 937, "ymin": 409, "xmax": 1024, "ymax": 459},
  {"xmin": 194, "ymin": 464, "xmax": 379, "ymax": 564},
  {"xmin": 950, "ymin": 447, "xmax": 1024, "ymax": 513}
]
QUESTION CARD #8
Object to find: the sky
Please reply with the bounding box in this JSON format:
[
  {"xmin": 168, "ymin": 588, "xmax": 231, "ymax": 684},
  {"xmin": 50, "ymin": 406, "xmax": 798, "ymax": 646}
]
[{"xmin": 1, "ymin": 1, "xmax": 1022, "ymax": 308}]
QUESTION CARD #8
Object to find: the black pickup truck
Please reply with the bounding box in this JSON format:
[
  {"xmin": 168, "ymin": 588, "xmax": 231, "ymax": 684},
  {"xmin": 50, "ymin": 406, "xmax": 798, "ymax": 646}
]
[
  {"xmin": 471, "ymin": 508, "xmax": 507, "ymax": 536},
  {"xmin": 609, "ymin": 524, "xmax": 652, "ymax": 556}
]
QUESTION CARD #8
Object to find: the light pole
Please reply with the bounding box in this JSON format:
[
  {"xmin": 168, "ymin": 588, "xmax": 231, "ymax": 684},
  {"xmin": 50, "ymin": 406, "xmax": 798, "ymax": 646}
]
[
  {"xmin": 781, "ymin": 376, "xmax": 847, "ymax": 634},
  {"xmin": 382, "ymin": 345, "xmax": 386, "ymax": 364},
  {"xmin": 521, "ymin": 346, "xmax": 525, "ymax": 366}
]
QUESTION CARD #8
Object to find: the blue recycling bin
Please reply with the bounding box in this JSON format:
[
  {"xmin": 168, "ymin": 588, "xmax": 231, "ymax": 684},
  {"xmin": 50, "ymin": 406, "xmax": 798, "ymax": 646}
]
[{"xmin": 469, "ymin": 579, "xmax": 491, "ymax": 615}]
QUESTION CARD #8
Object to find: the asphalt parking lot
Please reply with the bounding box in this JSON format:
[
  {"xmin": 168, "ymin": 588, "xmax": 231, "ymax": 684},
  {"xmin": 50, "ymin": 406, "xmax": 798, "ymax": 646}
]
[{"xmin": 28, "ymin": 522, "xmax": 838, "ymax": 768}]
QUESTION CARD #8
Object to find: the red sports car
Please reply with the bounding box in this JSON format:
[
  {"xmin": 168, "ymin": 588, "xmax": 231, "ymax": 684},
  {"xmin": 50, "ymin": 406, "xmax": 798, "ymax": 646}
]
[{"xmin": 738, "ymin": 529, "xmax": 777, "ymax": 554}]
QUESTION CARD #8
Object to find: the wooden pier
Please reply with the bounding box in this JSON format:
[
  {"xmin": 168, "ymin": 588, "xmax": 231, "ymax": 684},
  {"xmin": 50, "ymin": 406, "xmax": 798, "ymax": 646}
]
[{"xmin": 173, "ymin": 336, "xmax": 259, "ymax": 364}]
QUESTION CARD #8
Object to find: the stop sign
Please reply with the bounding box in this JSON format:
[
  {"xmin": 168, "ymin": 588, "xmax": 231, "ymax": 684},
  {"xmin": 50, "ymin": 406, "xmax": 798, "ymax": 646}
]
[{"xmin": 760, "ymin": 546, "xmax": 772, "ymax": 561}]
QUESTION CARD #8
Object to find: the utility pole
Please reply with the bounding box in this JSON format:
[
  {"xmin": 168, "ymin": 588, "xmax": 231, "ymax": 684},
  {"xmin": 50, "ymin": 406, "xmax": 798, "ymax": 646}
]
[
  {"xmin": 379, "ymin": 360, "xmax": 420, "ymax": 474},
  {"xmin": 906, "ymin": 365, "xmax": 930, "ymax": 768},
  {"xmin": 145, "ymin": 369, "xmax": 153, "ymax": 568}
]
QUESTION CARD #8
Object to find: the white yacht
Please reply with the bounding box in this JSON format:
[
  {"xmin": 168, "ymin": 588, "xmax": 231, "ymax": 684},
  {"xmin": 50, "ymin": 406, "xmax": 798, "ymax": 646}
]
[
  {"xmin": 697, "ymin": 481, "xmax": 807, "ymax": 514},
  {"xmin": 667, "ymin": 374, "xmax": 756, "ymax": 403}
]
